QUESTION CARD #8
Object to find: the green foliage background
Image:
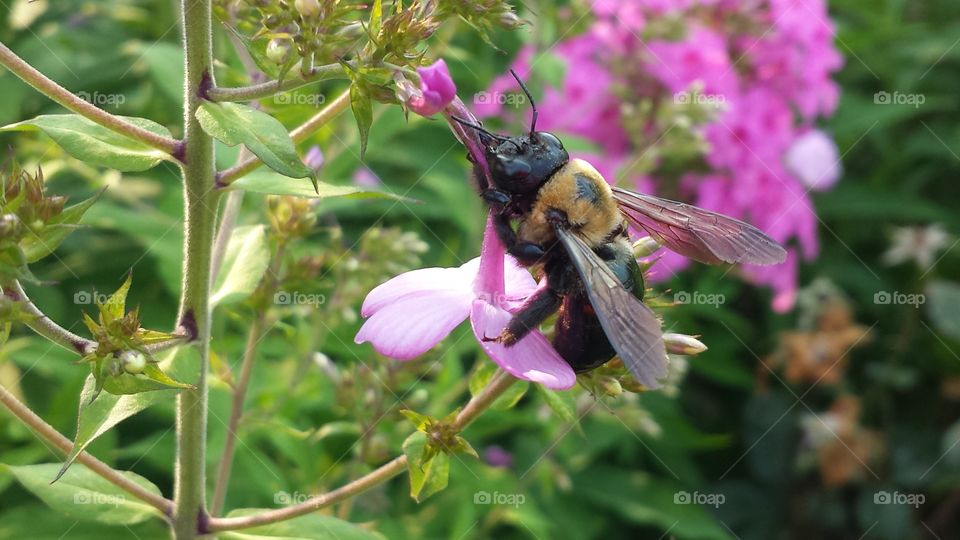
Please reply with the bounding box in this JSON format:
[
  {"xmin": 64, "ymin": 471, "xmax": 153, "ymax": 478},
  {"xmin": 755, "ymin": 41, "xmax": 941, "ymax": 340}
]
[{"xmin": 0, "ymin": 0, "xmax": 958, "ymax": 538}]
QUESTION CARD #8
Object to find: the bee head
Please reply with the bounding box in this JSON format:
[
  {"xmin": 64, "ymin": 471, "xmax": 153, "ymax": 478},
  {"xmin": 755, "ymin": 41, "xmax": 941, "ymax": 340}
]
[{"xmin": 488, "ymin": 131, "xmax": 569, "ymax": 194}]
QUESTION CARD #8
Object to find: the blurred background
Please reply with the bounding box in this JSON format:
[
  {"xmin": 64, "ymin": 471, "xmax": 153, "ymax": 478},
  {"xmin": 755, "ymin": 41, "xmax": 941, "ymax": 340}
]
[{"xmin": 0, "ymin": 0, "xmax": 959, "ymax": 538}]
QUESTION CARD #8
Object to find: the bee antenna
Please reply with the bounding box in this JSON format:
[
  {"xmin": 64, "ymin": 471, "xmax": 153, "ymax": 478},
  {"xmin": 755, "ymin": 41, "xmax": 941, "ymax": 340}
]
[
  {"xmin": 450, "ymin": 116, "xmax": 509, "ymax": 142},
  {"xmin": 509, "ymin": 69, "xmax": 537, "ymax": 136}
]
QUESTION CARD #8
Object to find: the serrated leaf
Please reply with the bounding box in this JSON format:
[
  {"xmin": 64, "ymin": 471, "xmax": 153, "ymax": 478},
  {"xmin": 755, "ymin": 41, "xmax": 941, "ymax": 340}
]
[
  {"xmin": 21, "ymin": 189, "xmax": 102, "ymax": 263},
  {"xmin": 220, "ymin": 509, "xmax": 382, "ymax": 539},
  {"xmin": 211, "ymin": 225, "xmax": 270, "ymax": 307},
  {"xmin": 226, "ymin": 169, "xmax": 409, "ymax": 201},
  {"xmin": 402, "ymin": 431, "xmax": 449, "ymax": 503},
  {"xmin": 5, "ymin": 463, "xmax": 163, "ymax": 525},
  {"xmin": 196, "ymin": 102, "xmax": 312, "ymax": 179},
  {"xmin": 0, "ymin": 115, "xmax": 175, "ymax": 171},
  {"xmin": 57, "ymin": 348, "xmax": 189, "ymax": 480},
  {"xmin": 350, "ymin": 84, "xmax": 373, "ymax": 158}
]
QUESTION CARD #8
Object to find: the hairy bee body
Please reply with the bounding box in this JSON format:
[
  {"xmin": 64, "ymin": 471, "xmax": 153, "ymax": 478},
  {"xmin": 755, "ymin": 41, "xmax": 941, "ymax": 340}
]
[{"xmin": 516, "ymin": 159, "xmax": 621, "ymax": 249}]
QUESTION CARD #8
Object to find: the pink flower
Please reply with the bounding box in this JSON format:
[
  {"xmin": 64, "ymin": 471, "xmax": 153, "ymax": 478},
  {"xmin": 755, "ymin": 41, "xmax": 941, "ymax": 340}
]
[
  {"xmin": 304, "ymin": 145, "xmax": 324, "ymax": 171},
  {"xmin": 784, "ymin": 129, "xmax": 841, "ymax": 191},
  {"xmin": 355, "ymin": 215, "xmax": 576, "ymax": 390},
  {"xmin": 404, "ymin": 59, "xmax": 457, "ymax": 117}
]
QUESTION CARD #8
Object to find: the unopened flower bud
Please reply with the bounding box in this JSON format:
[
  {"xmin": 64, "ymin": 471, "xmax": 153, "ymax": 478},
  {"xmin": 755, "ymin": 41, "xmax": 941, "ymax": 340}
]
[
  {"xmin": 498, "ymin": 11, "xmax": 524, "ymax": 29},
  {"xmin": 596, "ymin": 375, "xmax": 622, "ymax": 397},
  {"xmin": 294, "ymin": 0, "xmax": 321, "ymax": 18},
  {"xmin": 663, "ymin": 333, "xmax": 707, "ymax": 355},
  {"xmin": 120, "ymin": 350, "xmax": 147, "ymax": 374},
  {"xmin": 633, "ymin": 236, "xmax": 662, "ymax": 258},
  {"xmin": 0, "ymin": 214, "xmax": 21, "ymax": 238},
  {"xmin": 266, "ymin": 38, "xmax": 292, "ymax": 65}
]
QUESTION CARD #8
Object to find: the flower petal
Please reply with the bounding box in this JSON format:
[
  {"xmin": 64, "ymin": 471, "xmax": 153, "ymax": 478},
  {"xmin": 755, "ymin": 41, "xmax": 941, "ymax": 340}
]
[
  {"xmin": 356, "ymin": 290, "xmax": 472, "ymax": 359},
  {"xmin": 361, "ymin": 258, "xmax": 478, "ymax": 317},
  {"xmin": 470, "ymin": 300, "xmax": 576, "ymax": 390}
]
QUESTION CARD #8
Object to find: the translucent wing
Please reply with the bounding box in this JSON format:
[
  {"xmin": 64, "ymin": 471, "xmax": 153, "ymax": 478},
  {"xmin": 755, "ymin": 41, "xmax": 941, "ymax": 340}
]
[
  {"xmin": 611, "ymin": 187, "xmax": 787, "ymax": 265},
  {"xmin": 554, "ymin": 227, "xmax": 668, "ymax": 389}
]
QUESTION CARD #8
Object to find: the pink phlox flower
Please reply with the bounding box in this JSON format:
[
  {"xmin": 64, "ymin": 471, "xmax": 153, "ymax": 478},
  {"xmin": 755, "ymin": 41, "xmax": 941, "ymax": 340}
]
[{"xmin": 355, "ymin": 215, "xmax": 576, "ymax": 390}]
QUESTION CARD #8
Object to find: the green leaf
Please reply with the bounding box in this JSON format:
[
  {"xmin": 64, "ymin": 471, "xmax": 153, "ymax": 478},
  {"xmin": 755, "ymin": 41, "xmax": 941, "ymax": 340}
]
[
  {"xmin": 220, "ymin": 509, "xmax": 382, "ymax": 539},
  {"xmin": 927, "ymin": 280, "xmax": 960, "ymax": 341},
  {"xmin": 491, "ymin": 380, "xmax": 529, "ymax": 411},
  {"xmin": 0, "ymin": 115, "xmax": 174, "ymax": 171},
  {"xmin": 226, "ymin": 169, "xmax": 409, "ymax": 201},
  {"xmin": 100, "ymin": 272, "xmax": 132, "ymax": 321},
  {"xmin": 21, "ymin": 189, "xmax": 102, "ymax": 263},
  {"xmin": 537, "ymin": 384, "xmax": 579, "ymax": 426},
  {"xmin": 4, "ymin": 463, "xmax": 163, "ymax": 525},
  {"xmin": 402, "ymin": 431, "xmax": 449, "ymax": 503},
  {"xmin": 468, "ymin": 360, "xmax": 497, "ymax": 398},
  {"xmin": 211, "ymin": 225, "xmax": 270, "ymax": 307},
  {"xmin": 57, "ymin": 348, "xmax": 189, "ymax": 480},
  {"xmin": 196, "ymin": 102, "xmax": 312, "ymax": 179},
  {"xmin": 350, "ymin": 84, "xmax": 373, "ymax": 158},
  {"xmin": 369, "ymin": 0, "xmax": 383, "ymax": 37},
  {"xmin": 399, "ymin": 409, "xmax": 433, "ymax": 431}
]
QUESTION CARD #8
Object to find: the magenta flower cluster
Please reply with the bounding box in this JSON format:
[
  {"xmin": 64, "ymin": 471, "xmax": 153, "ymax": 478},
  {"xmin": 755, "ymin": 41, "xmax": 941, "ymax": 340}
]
[{"xmin": 476, "ymin": 0, "xmax": 844, "ymax": 311}]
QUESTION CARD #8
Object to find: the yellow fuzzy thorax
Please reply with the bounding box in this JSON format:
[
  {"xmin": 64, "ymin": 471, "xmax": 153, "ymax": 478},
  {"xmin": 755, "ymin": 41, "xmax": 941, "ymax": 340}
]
[{"xmin": 517, "ymin": 158, "xmax": 621, "ymax": 247}]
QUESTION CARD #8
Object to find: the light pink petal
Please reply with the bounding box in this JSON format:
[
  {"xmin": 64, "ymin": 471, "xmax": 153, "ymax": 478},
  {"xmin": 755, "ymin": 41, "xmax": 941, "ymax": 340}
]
[
  {"xmin": 361, "ymin": 259, "xmax": 479, "ymax": 317},
  {"xmin": 470, "ymin": 300, "xmax": 576, "ymax": 390},
  {"xmin": 473, "ymin": 214, "xmax": 506, "ymax": 295},
  {"xmin": 355, "ymin": 290, "xmax": 472, "ymax": 359},
  {"xmin": 503, "ymin": 255, "xmax": 538, "ymax": 300}
]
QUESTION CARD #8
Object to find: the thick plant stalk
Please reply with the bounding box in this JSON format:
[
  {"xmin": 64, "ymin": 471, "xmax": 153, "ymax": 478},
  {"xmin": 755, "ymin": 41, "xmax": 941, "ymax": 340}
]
[
  {"xmin": 174, "ymin": 0, "xmax": 219, "ymax": 537},
  {"xmin": 207, "ymin": 370, "xmax": 518, "ymax": 532},
  {"xmin": 0, "ymin": 42, "xmax": 182, "ymax": 156}
]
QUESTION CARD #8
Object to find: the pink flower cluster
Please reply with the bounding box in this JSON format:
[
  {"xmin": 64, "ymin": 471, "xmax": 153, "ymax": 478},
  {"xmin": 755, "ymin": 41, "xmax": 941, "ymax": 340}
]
[{"xmin": 477, "ymin": 0, "xmax": 844, "ymax": 311}]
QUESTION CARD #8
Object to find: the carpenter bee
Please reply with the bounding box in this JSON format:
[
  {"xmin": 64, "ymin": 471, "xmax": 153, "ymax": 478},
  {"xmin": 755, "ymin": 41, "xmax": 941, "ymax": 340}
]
[{"xmin": 454, "ymin": 72, "xmax": 787, "ymax": 389}]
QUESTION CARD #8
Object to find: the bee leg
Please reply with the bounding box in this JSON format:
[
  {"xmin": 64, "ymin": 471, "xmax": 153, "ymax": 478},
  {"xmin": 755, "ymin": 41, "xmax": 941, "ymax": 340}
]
[
  {"xmin": 490, "ymin": 212, "xmax": 549, "ymax": 265},
  {"xmin": 485, "ymin": 286, "xmax": 562, "ymax": 346},
  {"xmin": 482, "ymin": 188, "xmax": 511, "ymax": 210}
]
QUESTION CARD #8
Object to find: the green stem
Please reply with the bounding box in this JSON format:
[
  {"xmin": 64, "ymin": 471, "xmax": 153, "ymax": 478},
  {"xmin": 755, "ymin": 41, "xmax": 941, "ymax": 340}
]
[
  {"xmin": 206, "ymin": 63, "xmax": 348, "ymax": 102},
  {"xmin": 0, "ymin": 384, "xmax": 174, "ymax": 514},
  {"xmin": 174, "ymin": 0, "xmax": 218, "ymax": 538},
  {"xmin": 0, "ymin": 41, "xmax": 182, "ymax": 156},
  {"xmin": 206, "ymin": 369, "xmax": 518, "ymax": 532}
]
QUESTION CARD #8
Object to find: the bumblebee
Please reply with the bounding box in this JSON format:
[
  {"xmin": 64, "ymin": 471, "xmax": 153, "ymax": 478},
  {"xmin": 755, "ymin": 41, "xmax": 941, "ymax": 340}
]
[{"xmin": 455, "ymin": 72, "xmax": 786, "ymax": 389}]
